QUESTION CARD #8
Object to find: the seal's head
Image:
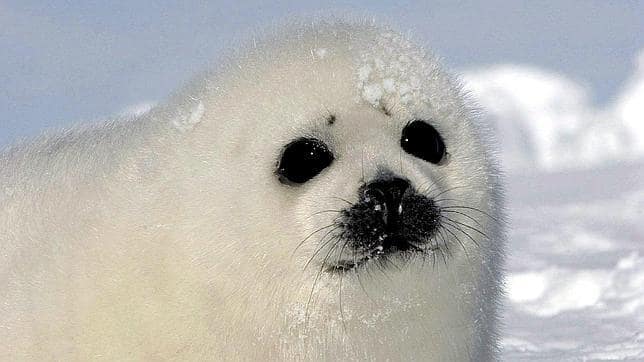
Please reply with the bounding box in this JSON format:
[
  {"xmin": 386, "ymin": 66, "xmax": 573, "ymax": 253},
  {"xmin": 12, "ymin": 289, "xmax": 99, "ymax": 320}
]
[
  {"xmin": 277, "ymin": 129, "xmax": 445, "ymax": 273},
  {"xmin": 170, "ymin": 21, "xmax": 504, "ymax": 360}
]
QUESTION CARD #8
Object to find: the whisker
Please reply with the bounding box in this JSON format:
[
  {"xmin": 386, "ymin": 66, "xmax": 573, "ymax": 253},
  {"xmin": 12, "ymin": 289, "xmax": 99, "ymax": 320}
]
[
  {"xmin": 441, "ymin": 229, "xmax": 451, "ymax": 254},
  {"xmin": 336, "ymin": 240, "xmax": 350, "ymax": 332},
  {"xmin": 431, "ymin": 241, "xmax": 438, "ymax": 269},
  {"xmin": 438, "ymin": 247, "xmax": 448, "ymax": 266},
  {"xmin": 293, "ymin": 224, "xmax": 338, "ymax": 257},
  {"xmin": 430, "ymin": 185, "xmax": 468, "ymax": 200},
  {"xmin": 305, "ymin": 235, "xmax": 344, "ymax": 322},
  {"xmin": 328, "ymin": 196, "xmax": 354, "ymax": 206},
  {"xmin": 434, "ymin": 197, "xmax": 468, "ymax": 204},
  {"xmin": 303, "ymin": 230, "xmax": 342, "ymax": 271},
  {"xmin": 440, "ymin": 205, "xmax": 501, "ymax": 224},
  {"xmin": 441, "ymin": 216, "xmax": 488, "ymax": 241},
  {"xmin": 308, "ymin": 209, "xmax": 342, "ymax": 217},
  {"xmin": 339, "ymin": 271, "xmax": 349, "ymax": 332},
  {"xmin": 335, "ymin": 238, "xmax": 350, "ymax": 270},
  {"xmin": 441, "ymin": 209, "xmax": 485, "ymax": 229},
  {"xmin": 426, "ymin": 184, "xmax": 500, "ymax": 227},
  {"xmin": 352, "ymin": 248, "xmax": 375, "ymax": 301},
  {"xmin": 436, "ymin": 229, "xmax": 450, "ymax": 262},
  {"xmin": 416, "ymin": 173, "xmax": 450, "ymax": 196},
  {"xmin": 444, "ymin": 220, "xmax": 482, "ymax": 250},
  {"xmin": 440, "ymin": 222, "xmax": 470, "ymax": 258},
  {"xmin": 361, "ymin": 149, "xmax": 365, "ymax": 182}
]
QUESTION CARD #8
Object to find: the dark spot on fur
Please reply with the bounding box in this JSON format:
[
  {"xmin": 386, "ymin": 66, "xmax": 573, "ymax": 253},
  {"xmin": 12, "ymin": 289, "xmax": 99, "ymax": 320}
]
[{"xmin": 379, "ymin": 103, "xmax": 392, "ymax": 116}]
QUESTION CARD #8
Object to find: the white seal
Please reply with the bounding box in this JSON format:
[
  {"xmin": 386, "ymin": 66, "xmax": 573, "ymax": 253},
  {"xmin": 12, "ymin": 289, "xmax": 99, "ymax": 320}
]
[{"xmin": 0, "ymin": 21, "xmax": 504, "ymax": 360}]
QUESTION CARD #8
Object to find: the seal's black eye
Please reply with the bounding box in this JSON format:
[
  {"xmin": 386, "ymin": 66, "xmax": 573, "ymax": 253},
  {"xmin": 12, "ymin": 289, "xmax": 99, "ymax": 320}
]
[
  {"xmin": 277, "ymin": 138, "xmax": 334, "ymax": 184},
  {"xmin": 401, "ymin": 120, "xmax": 446, "ymax": 164}
]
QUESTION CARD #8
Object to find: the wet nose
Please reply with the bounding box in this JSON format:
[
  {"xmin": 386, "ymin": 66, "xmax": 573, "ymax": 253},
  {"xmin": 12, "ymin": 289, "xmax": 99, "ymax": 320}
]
[{"xmin": 362, "ymin": 177, "xmax": 411, "ymax": 230}]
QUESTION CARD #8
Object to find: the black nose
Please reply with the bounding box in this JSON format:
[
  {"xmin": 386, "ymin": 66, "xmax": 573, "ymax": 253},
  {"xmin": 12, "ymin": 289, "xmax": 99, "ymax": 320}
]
[{"xmin": 362, "ymin": 177, "xmax": 411, "ymax": 231}]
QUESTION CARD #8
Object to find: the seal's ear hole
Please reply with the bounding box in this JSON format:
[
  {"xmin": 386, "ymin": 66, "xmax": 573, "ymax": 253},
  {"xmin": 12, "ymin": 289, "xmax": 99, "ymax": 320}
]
[
  {"xmin": 276, "ymin": 137, "xmax": 334, "ymax": 185},
  {"xmin": 400, "ymin": 120, "xmax": 447, "ymax": 165}
]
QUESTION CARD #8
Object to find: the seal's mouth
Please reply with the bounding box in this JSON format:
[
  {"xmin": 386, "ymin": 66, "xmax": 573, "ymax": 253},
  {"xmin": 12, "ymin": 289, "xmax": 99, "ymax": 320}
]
[{"xmin": 325, "ymin": 238, "xmax": 438, "ymax": 274}]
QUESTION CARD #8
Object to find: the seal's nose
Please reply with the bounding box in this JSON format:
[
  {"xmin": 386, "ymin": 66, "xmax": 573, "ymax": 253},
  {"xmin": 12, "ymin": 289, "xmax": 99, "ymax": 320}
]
[{"xmin": 362, "ymin": 177, "xmax": 411, "ymax": 230}]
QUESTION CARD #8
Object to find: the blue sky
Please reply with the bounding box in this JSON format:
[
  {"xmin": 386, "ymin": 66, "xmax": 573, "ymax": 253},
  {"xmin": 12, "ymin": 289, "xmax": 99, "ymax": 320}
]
[{"xmin": 1, "ymin": 1, "xmax": 643, "ymax": 146}]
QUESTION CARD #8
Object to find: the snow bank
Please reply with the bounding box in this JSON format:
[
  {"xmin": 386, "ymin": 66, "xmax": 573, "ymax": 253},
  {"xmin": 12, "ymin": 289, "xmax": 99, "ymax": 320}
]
[
  {"xmin": 118, "ymin": 101, "xmax": 156, "ymax": 117},
  {"xmin": 463, "ymin": 49, "xmax": 644, "ymax": 174},
  {"xmin": 503, "ymin": 164, "xmax": 644, "ymax": 360}
]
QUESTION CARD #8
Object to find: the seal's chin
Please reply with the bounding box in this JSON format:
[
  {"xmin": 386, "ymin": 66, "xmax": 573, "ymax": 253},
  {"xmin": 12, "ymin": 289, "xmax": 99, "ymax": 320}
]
[{"xmin": 325, "ymin": 238, "xmax": 437, "ymax": 274}]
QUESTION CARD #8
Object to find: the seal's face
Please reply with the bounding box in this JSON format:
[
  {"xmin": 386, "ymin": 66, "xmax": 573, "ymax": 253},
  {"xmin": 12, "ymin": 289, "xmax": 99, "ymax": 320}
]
[
  {"xmin": 276, "ymin": 120, "xmax": 448, "ymax": 273},
  {"xmin": 224, "ymin": 28, "xmax": 496, "ymax": 278}
]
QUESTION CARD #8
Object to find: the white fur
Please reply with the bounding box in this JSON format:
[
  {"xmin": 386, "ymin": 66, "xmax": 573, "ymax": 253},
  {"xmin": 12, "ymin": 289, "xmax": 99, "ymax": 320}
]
[{"xmin": 0, "ymin": 21, "xmax": 504, "ymax": 360}]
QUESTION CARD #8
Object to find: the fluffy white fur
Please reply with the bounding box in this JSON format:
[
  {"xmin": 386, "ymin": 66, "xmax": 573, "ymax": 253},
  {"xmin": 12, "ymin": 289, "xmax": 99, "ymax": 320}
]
[{"xmin": 0, "ymin": 21, "xmax": 504, "ymax": 360}]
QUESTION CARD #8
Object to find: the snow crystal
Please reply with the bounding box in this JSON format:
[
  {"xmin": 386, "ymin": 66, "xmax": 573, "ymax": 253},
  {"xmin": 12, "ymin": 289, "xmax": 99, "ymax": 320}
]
[
  {"xmin": 362, "ymin": 83, "xmax": 383, "ymax": 106},
  {"xmin": 382, "ymin": 78, "xmax": 395, "ymax": 93},
  {"xmin": 119, "ymin": 101, "xmax": 156, "ymax": 117},
  {"xmin": 172, "ymin": 100, "xmax": 205, "ymax": 132},
  {"xmin": 3, "ymin": 186, "xmax": 14, "ymax": 197},
  {"xmin": 314, "ymin": 48, "xmax": 328, "ymax": 59},
  {"xmin": 354, "ymin": 31, "xmax": 432, "ymax": 108},
  {"xmin": 357, "ymin": 64, "xmax": 372, "ymax": 81}
]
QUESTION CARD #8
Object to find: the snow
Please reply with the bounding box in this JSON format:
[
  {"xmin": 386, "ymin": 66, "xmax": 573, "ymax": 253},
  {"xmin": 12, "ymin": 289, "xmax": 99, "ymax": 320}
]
[
  {"xmin": 463, "ymin": 49, "xmax": 644, "ymax": 174},
  {"xmin": 616, "ymin": 51, "xmax": 644, "ymax": 154},
  {"xmin": 462, "ymin": 50, "xmax": 644, "ymax": 360},
  {"xmin": 118, "ymin": 101, "xmax": 156, "ymax": 117},
  {"xmin": 356, "ymin": 32, "xmax": 431, "ymax": 108},
  {"xmin": 502, "ymin": 165, "xmax": 644, "ymax": 360},
  {"xmin": 171, "ymin": 100, "xmax": 205, "ymax": 132},
  {"xmin": 314, "ymin": 48, "xmax": 328, "ymax": 59}
]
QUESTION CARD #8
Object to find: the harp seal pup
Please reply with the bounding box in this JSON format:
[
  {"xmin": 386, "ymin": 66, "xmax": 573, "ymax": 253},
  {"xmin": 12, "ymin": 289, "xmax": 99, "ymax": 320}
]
[{"xmin": 0, "ymin": 21, "xmax": 505, "ymax": 360}]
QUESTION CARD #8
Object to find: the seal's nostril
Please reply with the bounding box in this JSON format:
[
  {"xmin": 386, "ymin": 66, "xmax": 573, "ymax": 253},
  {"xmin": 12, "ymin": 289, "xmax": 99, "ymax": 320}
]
[
  {"xmin": 362, "ymin": 176, "xmax": 411, "ymax": 230},
  {"xmin": 363, "ymin": 188, "xmax": 385, "ymax": 203}
]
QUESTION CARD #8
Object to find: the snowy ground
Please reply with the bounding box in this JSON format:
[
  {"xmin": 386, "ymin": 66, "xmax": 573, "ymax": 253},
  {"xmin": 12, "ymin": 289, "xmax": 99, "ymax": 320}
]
[
  {"xmin": 460, "ymin": 49, "xmax": 644, "ymax": 360},
  {"xmin": 501, "ymin": 161, "xmax": 644, "ymax": 360}
]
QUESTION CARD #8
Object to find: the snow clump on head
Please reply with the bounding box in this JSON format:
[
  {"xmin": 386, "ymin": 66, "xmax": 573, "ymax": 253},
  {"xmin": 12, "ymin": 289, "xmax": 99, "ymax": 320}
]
[{"xmin": 355, "ymin": 30, "xmax": 439, "ymax": 110}]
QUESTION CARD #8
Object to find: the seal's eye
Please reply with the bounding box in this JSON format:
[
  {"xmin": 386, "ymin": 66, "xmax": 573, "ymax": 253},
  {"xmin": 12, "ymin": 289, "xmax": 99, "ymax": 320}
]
[
  {"xmin": 277, "ymin": 137, "xmax": 334, "ymax": 184},
  {"xmin": 401, "ymin": 120, "xmax": 446, "ymax": 164}
]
